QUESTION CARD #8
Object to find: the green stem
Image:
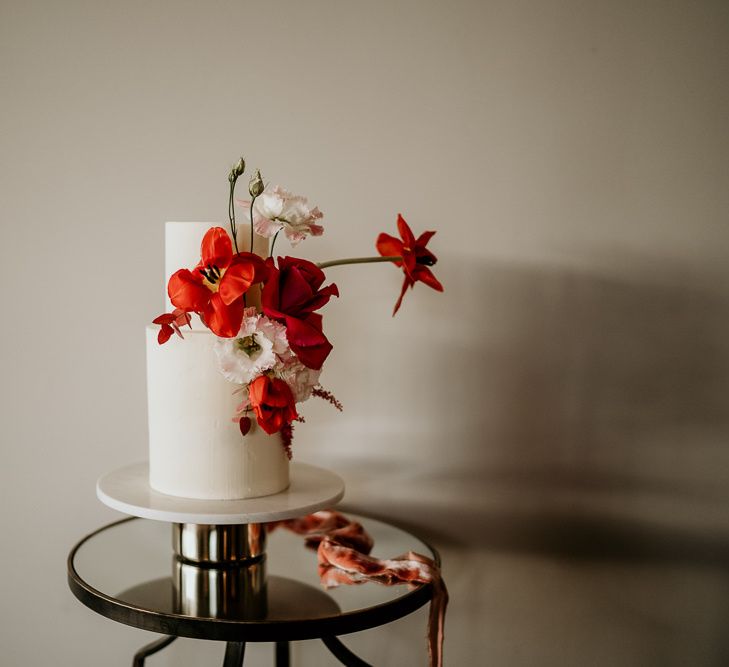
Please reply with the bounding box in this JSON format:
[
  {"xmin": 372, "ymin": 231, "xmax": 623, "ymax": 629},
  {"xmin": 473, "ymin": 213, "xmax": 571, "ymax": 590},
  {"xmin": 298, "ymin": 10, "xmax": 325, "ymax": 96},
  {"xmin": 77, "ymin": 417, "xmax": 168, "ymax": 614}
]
[
  {"xmin": 228, "ymin": 179, "xmax": 240, "ymax": 253},
  {"xmin": 249, "ymin": 197, "xmax": 256, "ymax": 253},
  {"xmin": 317, "ymin": 255, "xmax": 403, "ymax": 270},
  {"xmin": 269, "ymin": 230, "xmax": 280, "ymax": 258}
]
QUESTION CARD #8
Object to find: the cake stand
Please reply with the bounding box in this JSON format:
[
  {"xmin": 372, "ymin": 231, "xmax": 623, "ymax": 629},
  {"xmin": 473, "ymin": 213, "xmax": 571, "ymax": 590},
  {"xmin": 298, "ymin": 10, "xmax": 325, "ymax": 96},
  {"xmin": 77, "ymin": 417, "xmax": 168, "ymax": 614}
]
[
  {"xmin": 97, "ymin": 461, "xmax": 345, "ymax": 625},
  {"xmin": 97, "ymin": 461, "xmax": 345, "ymax": 525}
]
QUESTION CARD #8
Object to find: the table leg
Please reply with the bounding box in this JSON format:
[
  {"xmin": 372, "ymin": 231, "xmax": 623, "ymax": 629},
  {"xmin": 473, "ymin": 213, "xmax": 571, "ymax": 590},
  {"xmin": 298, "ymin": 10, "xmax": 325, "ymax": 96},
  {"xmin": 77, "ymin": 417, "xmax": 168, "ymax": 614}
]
[
  {"xmin": 223, "ymin": 641, "xmax": 246, "ymax": 667},
  {"xmin": 275, "ymin": 640, "xmax": 290, "ymax": 667},
  {"xmin": 132, "ymin": 635, "xmax": 176, "ymax": 666},
  {"xmin": 321, "ymin": 636, "xmax": 372, "ymax": 667}
]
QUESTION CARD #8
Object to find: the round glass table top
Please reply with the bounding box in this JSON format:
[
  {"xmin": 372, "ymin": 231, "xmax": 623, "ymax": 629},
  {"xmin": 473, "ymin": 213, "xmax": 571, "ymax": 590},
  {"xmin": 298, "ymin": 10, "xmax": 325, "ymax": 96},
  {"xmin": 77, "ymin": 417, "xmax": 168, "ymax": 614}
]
[{"xmin": 68, "ymin": 515, "xmax": 437, "ymax": 642}]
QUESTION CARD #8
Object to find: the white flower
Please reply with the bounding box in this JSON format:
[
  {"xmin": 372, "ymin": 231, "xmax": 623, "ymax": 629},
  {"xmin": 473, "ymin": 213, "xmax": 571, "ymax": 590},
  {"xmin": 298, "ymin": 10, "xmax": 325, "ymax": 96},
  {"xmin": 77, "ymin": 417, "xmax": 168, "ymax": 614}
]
[
  {"xmin": 242, "ymin": 185, "xmax": 324, "ymax": 246},
  {"xmin": 214, "ymin": 308, "xmax": 291, "ymax": 384},
  {"xmin": 278, "ymin": 357, "xmax": 321, "ymax": 403}
]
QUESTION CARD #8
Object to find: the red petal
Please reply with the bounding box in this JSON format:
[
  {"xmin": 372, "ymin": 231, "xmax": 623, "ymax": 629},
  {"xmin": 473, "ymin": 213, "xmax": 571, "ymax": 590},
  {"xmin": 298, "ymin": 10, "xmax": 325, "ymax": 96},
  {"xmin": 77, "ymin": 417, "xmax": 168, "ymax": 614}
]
[
  {"xmin": 267, "ymin": 378, "xmax": 296, "ymax": 408},
  {"xmin": 153, "ymin": 313, "xmax": 175, "ymax": 325},
  {"xmin": 301, "ymin": 311, "xmax": 323, "ymax": 332},
  {"xmin": 299, "ymin": 281, "xmax": 339, "ymax": 314},
  {"xmin": 261, "ymin": 258, "xmax": 282, "ymax": 317},
  {"xmin": 171, "ymin": 323, "xmax": 185, "ymax": 339},
  {"xmin": 279, "ymin": 265, "xmax": 315, "ymax": 313},
  {"xmin": 414, "ymin": 266, "xmax": 444, "ymax": 292},
  {"xmin": 396, "ymin": 214, "xmax": 416, "ymax": 246},
  {"xmin": 285, "ymin": 316, "xmax": 332, "ymax": 370},
  {"xmin": 248, "ymin": 376, "xmax": 298, "ymax": 435},
  {"xmin": 248, "ymin": 376, "xmax": 269, "ymax": 408},
  {"xmin": 200, "ymin": 227, "xmax": 233, "ymax": 269},
  {"xmin": 415, "ymin": 230, "xmax": 436, "ymax": 248},
  {"xmin": 173, "ymin": 310, "xmax": 192, "ymax": 328},
  {"xmin": 203, "ymin": 293, "xmax": 244, "ymax": 337},
  {"xmin": 218, "ymin": 261, "xmax": 257, "ymax": 305},
  {"xmin": 392, "ymin": 277, "xmax": 412, "ymax": 316},
  {"xmin": 278, "ymin": 257, "xmax": 325, "ymax": 291},
  {"xmin": 236, "ymin": 252, "xmax": 268, "ymax": 280},
  {"xmin": 376, "ymin": 233, "xmax": 404, "ymax": 262},
  {"xmin": 401, "ymin": 253, "xmax": 417, "ymax": 280},
  {"xmin": 157, "ymin": 324, "xmax": 174, "ymax": 344},
  {"xmin": 270, "ymin": 379, "xmax": 298, "ymax": 418},
  {"xmin": 168, "ymin": 269, "xmax": 210, "ymax": 312},
  {"xmin": 255, "ymin": 412, "xmax": 284, "ymax": 435}
]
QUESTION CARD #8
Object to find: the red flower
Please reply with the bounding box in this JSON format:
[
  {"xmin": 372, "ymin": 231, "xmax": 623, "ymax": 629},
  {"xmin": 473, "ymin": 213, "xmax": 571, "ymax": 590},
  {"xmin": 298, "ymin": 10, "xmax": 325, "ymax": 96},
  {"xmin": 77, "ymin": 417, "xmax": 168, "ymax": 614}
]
[
  {"xmin": 152, "ymin": 308, "xmax": 192, "ymax": 344},
  {"xmin": 261, "ymin": 256, "xmax": 339, "ymax": 370},
  {"xmin": 167, "ymin": 227, "xmax": 267, "ymax": 337},
  {"xmin": 376, "ymin": 214, "xmax": 443, "ymax": 315},
  {"xmin": 248, "ymin": 375, "xmax": 299, "ymax": 435}
]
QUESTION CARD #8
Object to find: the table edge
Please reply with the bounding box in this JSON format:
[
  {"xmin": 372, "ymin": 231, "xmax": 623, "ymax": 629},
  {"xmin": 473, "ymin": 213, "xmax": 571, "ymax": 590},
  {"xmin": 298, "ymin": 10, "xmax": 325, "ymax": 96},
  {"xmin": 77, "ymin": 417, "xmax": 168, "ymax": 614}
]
[{"xmin": 67, "ymin": 515, "xmax": 440, "ymax": 642}]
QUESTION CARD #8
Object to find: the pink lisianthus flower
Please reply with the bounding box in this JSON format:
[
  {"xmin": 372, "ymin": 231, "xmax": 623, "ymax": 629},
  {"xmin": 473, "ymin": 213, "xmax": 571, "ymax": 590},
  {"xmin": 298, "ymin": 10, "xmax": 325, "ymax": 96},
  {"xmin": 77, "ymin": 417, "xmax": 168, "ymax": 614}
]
[
  {"xmin": 238, "ymin": 185, "xmax": 324, "ymax": 246},
  {"xmin": 214, "ymin": 307, "xmax": 291, "ymax": 384},
  {"xmin": 278, "ymin": 357, "xmax": 322, "ymax": 403}
]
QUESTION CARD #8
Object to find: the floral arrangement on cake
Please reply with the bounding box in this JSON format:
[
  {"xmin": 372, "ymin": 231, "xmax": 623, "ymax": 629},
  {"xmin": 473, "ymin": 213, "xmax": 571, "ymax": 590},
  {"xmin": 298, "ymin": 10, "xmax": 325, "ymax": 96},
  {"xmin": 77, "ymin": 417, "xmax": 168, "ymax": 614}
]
[{"xmin": 152, "ymin": 157, "xmax": 442, "ymax": 456}]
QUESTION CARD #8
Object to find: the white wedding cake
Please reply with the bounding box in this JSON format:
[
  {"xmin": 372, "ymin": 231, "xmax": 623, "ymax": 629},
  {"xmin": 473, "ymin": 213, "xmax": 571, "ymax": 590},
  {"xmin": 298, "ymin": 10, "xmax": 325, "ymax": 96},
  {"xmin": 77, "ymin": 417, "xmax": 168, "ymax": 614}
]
[{"xmin": 146, "ymin": 222, "xmax": 290, "ymax": 500}]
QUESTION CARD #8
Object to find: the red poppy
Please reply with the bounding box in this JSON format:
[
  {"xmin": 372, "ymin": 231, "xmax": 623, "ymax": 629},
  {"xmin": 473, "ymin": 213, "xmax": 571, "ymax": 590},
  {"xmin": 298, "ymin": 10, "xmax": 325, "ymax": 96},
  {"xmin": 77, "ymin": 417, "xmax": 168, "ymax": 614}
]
[
  {"xmin": 167, "ymin": 227, "xmax": 267, "ymax": 337},
  {"xmin": 376, "ymin": 214, "xmax": 443, "ymax": 315},
  {"xmin": 248, "ymin": 375, "xmax": 299, "ymax": 435},
  {"xmin": 261, "ymin": 256, "xmax": 339, "ymax": 370}
]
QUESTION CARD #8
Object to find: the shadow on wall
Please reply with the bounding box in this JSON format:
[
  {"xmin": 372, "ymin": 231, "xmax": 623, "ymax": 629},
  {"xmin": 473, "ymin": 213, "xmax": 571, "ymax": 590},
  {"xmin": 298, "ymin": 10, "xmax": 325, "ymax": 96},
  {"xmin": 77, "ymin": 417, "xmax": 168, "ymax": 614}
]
[{"xmin": 340, "ymin": 255, "xmax": 729, "ymax": 566}]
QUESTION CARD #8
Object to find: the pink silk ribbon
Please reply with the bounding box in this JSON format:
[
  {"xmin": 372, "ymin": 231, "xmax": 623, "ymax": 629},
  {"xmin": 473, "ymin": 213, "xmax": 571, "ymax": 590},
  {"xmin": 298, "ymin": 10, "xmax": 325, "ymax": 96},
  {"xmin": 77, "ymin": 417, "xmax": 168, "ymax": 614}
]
[{"xmin": 269, "ymin": 510, "xmax": 448, "ymax": 667}]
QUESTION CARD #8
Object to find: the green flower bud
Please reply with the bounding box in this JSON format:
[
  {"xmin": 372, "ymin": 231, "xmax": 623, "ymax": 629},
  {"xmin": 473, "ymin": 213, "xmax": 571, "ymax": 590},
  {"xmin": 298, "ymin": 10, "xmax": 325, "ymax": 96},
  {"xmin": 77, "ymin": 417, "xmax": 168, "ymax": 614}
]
[
  {"xmin": 249, "ymin": 169, "xmax": 264, "ymax": 197},
  {"xmin": 229, "ymin": 157, "xmax": 246, "ymax": 183}
]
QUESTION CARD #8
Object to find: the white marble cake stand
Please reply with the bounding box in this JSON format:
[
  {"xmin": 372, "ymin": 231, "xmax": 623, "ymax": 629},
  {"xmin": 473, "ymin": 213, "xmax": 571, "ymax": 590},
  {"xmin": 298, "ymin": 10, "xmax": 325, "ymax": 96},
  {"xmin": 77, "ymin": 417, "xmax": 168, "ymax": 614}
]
[{"xmin": 97, "ymin": 461, "xmax": 345, "ymax": 525}]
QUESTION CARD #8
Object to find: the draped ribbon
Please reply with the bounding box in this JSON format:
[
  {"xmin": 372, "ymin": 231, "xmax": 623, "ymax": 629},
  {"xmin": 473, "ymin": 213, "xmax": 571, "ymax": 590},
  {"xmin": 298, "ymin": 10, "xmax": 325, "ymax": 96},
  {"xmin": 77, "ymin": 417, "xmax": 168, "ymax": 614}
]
[{"xmin": 269, "ymin": 510, "xmax": 448, "ymax": 666}]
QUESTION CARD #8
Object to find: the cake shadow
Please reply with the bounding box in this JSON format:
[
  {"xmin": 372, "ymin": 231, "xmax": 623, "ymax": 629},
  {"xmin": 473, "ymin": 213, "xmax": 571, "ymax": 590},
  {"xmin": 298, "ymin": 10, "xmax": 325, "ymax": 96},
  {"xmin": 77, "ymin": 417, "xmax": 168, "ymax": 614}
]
[{"xmin": 332, "ymin": 254, "xmax": 729, "ymax": 566}]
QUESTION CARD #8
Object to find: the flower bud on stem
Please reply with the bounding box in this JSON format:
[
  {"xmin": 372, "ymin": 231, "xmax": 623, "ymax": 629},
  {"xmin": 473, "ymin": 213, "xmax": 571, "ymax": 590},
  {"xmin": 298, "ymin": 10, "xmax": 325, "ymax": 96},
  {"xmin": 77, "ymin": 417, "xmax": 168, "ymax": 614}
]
[
  {"xmin": 249, "ymin": 169, "xmax": 264, "ymax": 197},
  {"xmin": 229, "ymin": 157, "xmax": 245, "ymax": 182},
  {"xmin": 248, "ymin": 169, "xmax": 264, "ymax": 253},
  {"xmin": 227, "ymin": 156, "xmax": 246, "ymax": 254}
]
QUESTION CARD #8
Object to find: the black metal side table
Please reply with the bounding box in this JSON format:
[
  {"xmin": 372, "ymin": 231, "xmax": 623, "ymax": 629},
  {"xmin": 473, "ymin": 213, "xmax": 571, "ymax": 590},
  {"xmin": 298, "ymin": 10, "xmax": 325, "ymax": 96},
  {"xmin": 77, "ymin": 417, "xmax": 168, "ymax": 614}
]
[{"xmin": 67, "ymin": 514, "xmax": 438, "ymax": 666}]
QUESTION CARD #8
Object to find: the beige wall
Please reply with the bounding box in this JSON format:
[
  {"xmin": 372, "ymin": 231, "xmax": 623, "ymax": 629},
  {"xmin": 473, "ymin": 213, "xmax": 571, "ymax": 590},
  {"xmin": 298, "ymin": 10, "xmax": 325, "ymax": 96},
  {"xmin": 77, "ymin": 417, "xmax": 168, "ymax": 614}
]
[{"xmin": 2, "ymin": 1, "xmax": 729, "ymax": 665}]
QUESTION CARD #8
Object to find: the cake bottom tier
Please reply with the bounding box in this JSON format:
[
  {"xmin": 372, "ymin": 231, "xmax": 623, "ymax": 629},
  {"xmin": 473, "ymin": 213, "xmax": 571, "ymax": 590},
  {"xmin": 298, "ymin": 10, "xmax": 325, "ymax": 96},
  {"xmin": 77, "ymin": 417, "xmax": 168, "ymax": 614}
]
[{"xmin": 146, "ymin": 325, "xmax": 289, "ymax": 500}]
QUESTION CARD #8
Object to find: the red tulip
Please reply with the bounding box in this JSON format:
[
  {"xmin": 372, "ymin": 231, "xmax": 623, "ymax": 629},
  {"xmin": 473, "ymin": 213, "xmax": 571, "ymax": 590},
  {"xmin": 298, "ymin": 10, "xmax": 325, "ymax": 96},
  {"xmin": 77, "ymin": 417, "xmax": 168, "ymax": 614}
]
[
  {"xmin": 248, "ymin": 375, "xmax": 299, "ymax": 435},
  {"xmin": 166, "ymin": 227, "xmax": 267, "ymax": 337}
]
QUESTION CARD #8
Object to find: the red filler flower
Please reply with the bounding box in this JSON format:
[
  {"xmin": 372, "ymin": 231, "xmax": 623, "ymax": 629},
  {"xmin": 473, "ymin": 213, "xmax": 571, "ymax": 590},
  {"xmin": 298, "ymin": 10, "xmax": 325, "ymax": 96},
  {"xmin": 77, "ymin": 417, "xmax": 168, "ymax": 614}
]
[
  {"xmin": 261, "ymin": 256, "xmax": 339, "ymax": 370},
  {"xmin": 167, "ymin": 227, "xmax": 267, "ymax": 337},
  {"xmin": 376, "ymin": 214, "xmax": 443, "ymax": 315},
  {"xmin": 248, "ymin": 375, "xmax": 299, "ymax": 435},
  {"xmin": 152, "ymin": 308, "xmax": 192, "ymax": 344}
]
